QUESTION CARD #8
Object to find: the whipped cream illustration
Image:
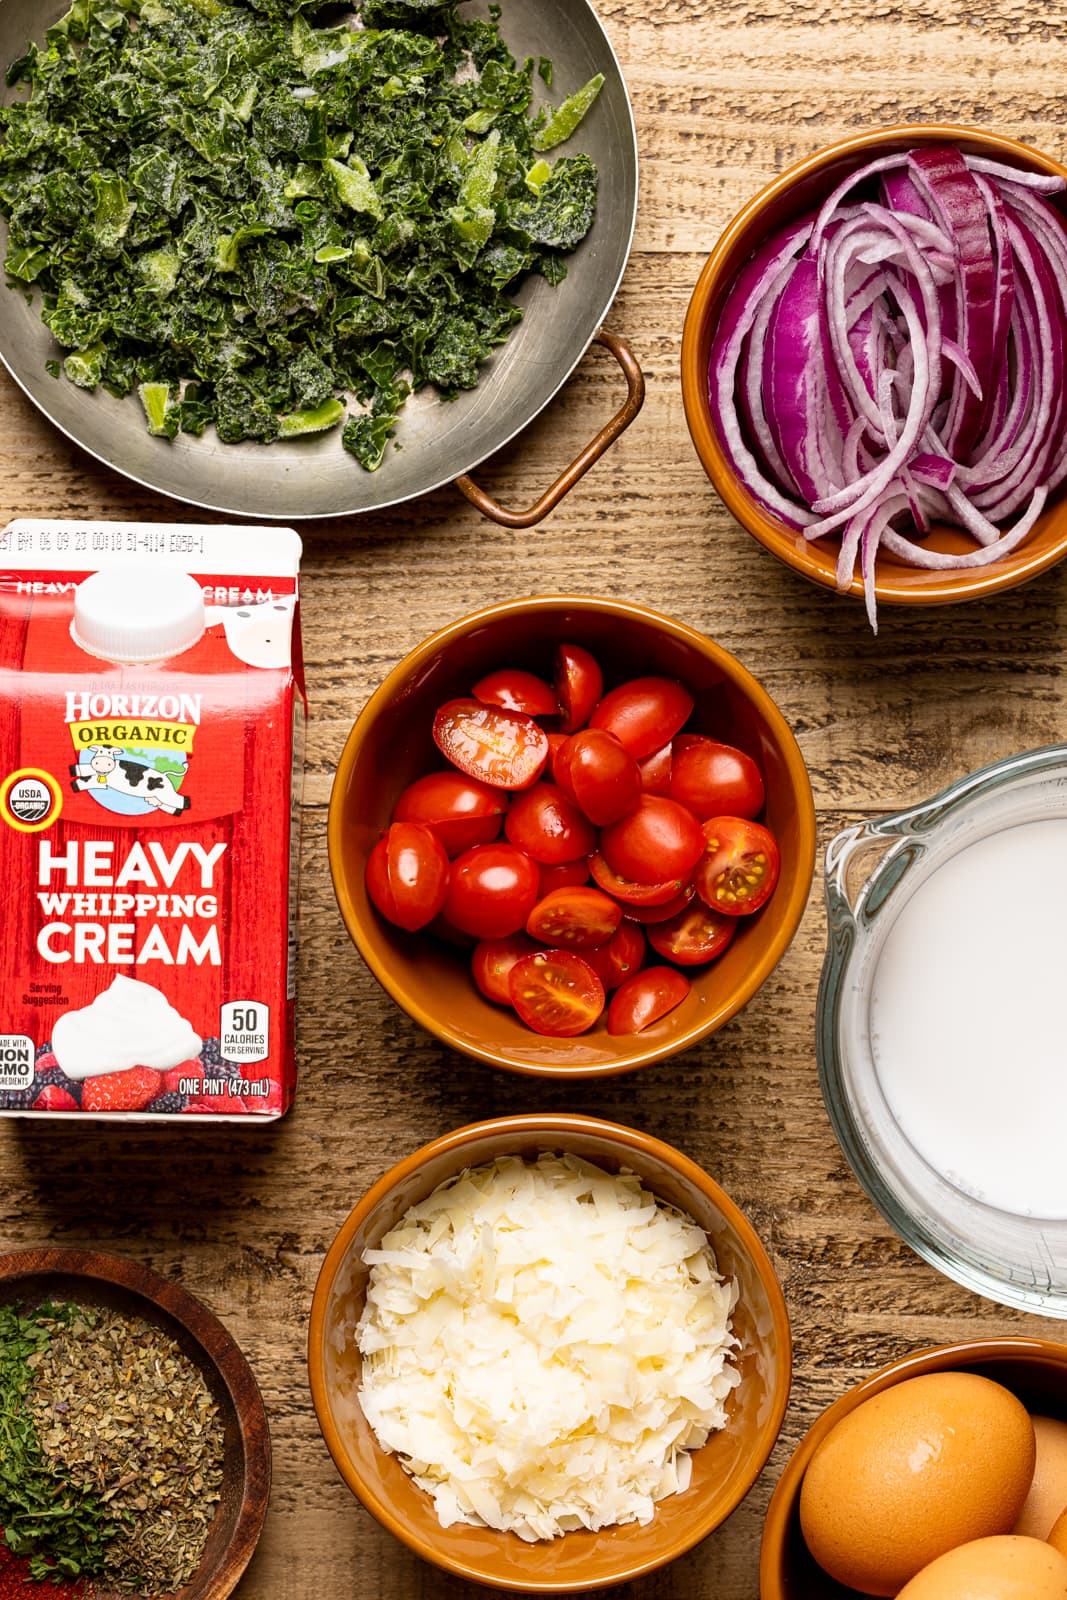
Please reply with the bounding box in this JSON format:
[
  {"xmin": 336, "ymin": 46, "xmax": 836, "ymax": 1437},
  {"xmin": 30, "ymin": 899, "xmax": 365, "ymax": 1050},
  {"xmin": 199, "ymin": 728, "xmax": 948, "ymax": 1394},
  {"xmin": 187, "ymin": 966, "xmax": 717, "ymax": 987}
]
[{"xmin": 53, "ymin": 975, "xmax": 201, "ymax": 1081}]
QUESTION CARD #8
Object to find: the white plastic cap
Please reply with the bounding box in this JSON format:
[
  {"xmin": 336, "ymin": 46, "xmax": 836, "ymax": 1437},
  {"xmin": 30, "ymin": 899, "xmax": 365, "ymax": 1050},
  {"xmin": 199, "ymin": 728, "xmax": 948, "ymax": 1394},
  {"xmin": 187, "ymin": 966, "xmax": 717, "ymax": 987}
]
[{"xmin": 72, "ymin": 565, "xmax": 206, "ymax": 664}]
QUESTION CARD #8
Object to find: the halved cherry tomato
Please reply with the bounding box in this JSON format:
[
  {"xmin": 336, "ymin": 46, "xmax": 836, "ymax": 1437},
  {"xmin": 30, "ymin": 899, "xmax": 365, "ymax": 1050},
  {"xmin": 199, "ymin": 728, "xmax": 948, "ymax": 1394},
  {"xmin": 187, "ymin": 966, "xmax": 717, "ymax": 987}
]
[
  {"xmin": 607, "ymin": 967, "xmax": 690, "ymax": 1035},
  {"xmin": 473, "ymin": 668, "xmax": 558, "ymax": 718},
  {"xmin": 637, "ymin": 742, "xmax": 673, "ymax": 795},
  {"xmin": 393, "ymin": 770, "xmax": 507, "ymax": 857},
  {"xmin": 555, "ymin": 643, "xmax": 603, "ymax": 734},
  {"xmin": 433, "ymin": 699, "xmax": 549, "ymax": 791},
  {"xmin": 590, "ymin": 677, "xmax": 694, "ymax": 760},
  {"xmin": 600, "ymin": 795, "xmax": 705, "ymax": 885},
  {"xmin": 508, "ymin": 949, "xmax": 605, "ymax": 1036},
  {"xmin": 538, "ymin": 858, "xmax": 590, "ymax": 895},
  {"xmin": 647, "ymin": 904, "xmax": 736, "ymax": 965},
  {"xmin": 443, "ymin": 843, "xmax": 541, "ymax": 938},
  {"xmin": 620, "ymin": 882, "xmax": 697, "ymax": 924},
  {"xmin": 554, "ymin": 729, "xmax": 641, "ymax": 826},
  {"xmin": 583, "ymin": 922, "xmax": 646, "ymax": 990},
  {"xmin": 670, "ymin": 735, "xmax": 765, "ymax": 821},
  {"xmin": 588, "ymin": 851, "xmax": 686, "ymax": 907},
  {"xmin": 526, "ymin": 886, "xmax": 622, "ymax": 949},
  {"xmin": 504, "ymin": 782, "xmax": 597, "ymax": 865},
  {"xmin": 471, "ymin": 933, "xmax": 538, "ymax": 1004},
  {"xmin": 365, "ymin": 822, "xmax": 450, "ymax": 932},
  {"xmin": 695, "ymin": 816, "xmax": 781, "ymax": 916}
]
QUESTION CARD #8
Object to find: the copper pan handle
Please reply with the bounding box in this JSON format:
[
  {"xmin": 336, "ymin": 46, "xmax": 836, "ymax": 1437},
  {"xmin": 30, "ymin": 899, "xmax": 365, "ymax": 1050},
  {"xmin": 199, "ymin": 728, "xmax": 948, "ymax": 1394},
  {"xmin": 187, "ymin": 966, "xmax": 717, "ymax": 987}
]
[{"xmin": 453, "ymin": 328, "xmax": 644, "ymax": 529}]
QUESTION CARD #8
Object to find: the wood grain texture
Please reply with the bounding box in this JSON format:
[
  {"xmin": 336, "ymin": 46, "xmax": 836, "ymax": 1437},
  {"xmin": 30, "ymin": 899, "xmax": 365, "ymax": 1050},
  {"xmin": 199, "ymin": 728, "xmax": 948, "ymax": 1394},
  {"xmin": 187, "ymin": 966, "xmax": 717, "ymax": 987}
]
[{"xmin": 2, "ymin": 0, "xmax": 1067, "ymax": 1595}]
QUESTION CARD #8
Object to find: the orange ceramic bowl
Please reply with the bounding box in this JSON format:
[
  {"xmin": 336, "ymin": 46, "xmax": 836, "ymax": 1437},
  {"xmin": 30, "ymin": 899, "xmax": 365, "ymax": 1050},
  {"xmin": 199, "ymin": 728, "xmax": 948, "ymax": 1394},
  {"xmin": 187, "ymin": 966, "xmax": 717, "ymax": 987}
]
[
  {"xmin": 682, "ymin": 124, "xmax": 1067, "ymax": 609},
  {"xmin": 759, "ymin": 1336, "xmax": 1067, "ymax": 1599},
  {"xmin": 328, "ymin": 595, "xmax": 815, "ymax": 1078},
  {"xmin": 309, "ymin": 1113, "xmax": 792, "ymax": 1592}
]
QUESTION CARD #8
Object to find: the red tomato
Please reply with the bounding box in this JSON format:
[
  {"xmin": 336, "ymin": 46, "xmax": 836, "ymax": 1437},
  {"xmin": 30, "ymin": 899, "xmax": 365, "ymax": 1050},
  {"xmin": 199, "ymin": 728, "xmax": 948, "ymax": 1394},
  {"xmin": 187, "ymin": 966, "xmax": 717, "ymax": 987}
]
[
  {"xmin": 504, "ymin": 782, "xmax": 597, "ymax": 865},
  {"xmin": 554, "ymin": 729, "xmax": 641, "ymax": 826},
  {"xmin": 590, "ymin": 677, "xmax": 694, "ymax": 759},
  {"xmin": 607, "ymin": 967, "xmax": 691, "ymax": 1035},
  {"xmin": 526, "ymin": 886, "xmax": 622, "ymax": 949},
  {"xmin": 508, "ymin": 949, "xmax": 605, "ymax": 1036},
  {"xmin": 647, "ymin": 904, "xmax": 736, "ymax": 965},
  {"xmin": 471, "ymin": 933, "xmax": 538, "ymax": 1005},
  {"xmin": 554, "ymin": 642, "xmax": 603, "ymax": 734},
  {"xmin": 583, "ymin": 923, "xmax": 646, "ymax": 990},
  {"xmin": 393, "ymin": 770, "xmax": 507, "ymax": 857},
  {"xmin": 443, "ymin": 843, "xmax": 541, "ymax": 938},
  {"xmin": 620, "ymin": 883, "xmax": 697, "ymax": 924},
  {"xmin": 695, "ymin": 816, "xmax": 781, "ymax": 916},
  {"xmin": 433, "ymin": 699, "xmax": 549, "ymax": 791},
  {"xmin": 472, "ymin": 668, "xmax": 558, "ymax": 717},
  {"xmin": 365, "ymin": 822, "xmax": 450, "ymax": 932},
  {"xmin": 588, "ymin": 850, "xmax": 687, "ymax": 907},
  {"xmin": 670, "ymin": 735, "xmax": 765, "ymax": 821},
  {"xmin": 538, "ymin": 858, "xmax": 590, "ymax": 895},
  {"xmin": 600, "ymin": 795, "xmax": 705, "ymax": 885},
  {"xmin": 637, "ymin": 742, "xmax": 673, "ymax": 795}
]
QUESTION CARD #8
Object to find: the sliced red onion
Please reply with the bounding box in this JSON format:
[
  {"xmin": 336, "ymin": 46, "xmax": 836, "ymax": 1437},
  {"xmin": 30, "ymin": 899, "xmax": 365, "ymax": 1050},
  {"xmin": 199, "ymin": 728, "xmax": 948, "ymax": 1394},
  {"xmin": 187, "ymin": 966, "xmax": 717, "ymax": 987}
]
[
  {"xmin": 708, "ymin": 220, "xmax": 817, "ymax": 528},
  {"xmin": 942, "ymin": 339, "xmax": 982, "ymax": 398},
  {"xmin": 907, "ymin": 149, "xmax": 996, "ymax": 458},
  {"xmin": 708, "ymin": 143, "xmax": 1067, "ymax": 628},
  {"xmin": 964, "ymin": 156, "xmax": 1066, "ymax": 193},
  {"xmin": 881, "ymin": 485, "xmax": 1048, "ymax": 567},
  {"xmin": 910, "ymin": 453, "xmax": 956, "ymax": 490}
]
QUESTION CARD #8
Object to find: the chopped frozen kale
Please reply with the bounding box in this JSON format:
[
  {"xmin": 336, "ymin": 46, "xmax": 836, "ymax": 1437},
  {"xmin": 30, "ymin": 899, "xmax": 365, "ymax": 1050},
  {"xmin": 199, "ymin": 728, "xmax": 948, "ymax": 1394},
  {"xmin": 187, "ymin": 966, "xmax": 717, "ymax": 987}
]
[
  {"xmin": 509, "ymin": 155, "xmax": 598, "ymax": 249},
  {"xmin": 0, "ymin": 0, "xmax": 604, "ymax": 467}
]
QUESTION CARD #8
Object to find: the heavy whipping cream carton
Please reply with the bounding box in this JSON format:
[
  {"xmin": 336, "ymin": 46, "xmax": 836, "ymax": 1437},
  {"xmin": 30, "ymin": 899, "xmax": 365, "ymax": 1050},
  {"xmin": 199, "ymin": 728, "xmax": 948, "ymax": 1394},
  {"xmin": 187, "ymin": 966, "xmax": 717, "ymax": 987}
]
[{"xmin": 0, "ymin": 521, "xmax": 304, "ymax": 1120}]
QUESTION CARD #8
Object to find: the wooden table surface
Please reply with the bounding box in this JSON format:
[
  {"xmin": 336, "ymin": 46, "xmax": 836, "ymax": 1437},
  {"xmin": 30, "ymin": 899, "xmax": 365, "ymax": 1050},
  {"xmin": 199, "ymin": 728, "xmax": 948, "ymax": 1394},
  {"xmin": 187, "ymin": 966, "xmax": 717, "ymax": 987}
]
[{"xmin": 2, "ymin": 1, "xmax": 1067, "ymax": 1596}]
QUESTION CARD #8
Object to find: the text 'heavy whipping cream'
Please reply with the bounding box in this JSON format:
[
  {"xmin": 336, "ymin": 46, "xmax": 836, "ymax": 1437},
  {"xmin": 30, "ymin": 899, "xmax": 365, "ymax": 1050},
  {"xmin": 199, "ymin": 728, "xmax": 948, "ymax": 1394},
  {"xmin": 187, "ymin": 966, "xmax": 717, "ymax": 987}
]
[{"xmin": 0, "ymin": 521, "xmax": 304, "ymax": 1120}]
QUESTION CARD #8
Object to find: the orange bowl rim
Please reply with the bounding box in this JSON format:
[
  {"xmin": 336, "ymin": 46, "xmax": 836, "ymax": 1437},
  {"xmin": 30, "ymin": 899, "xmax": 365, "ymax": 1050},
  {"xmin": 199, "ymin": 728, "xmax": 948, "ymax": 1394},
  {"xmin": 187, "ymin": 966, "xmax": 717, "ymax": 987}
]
[
  {"xmin": 681, "ymin": 122, "xmax": 1067, "ymax": 607},
  {"xmin": 309, "ymin": 1111, "xmax": 794, "ymax": 1591},
  {"xmin": 327, "ymin": 593, "xmax": 817, "ymax": 1079},
  {"xmin": 757, "ymin": 1333, "xmax": 1067, "ymax": 1596}
]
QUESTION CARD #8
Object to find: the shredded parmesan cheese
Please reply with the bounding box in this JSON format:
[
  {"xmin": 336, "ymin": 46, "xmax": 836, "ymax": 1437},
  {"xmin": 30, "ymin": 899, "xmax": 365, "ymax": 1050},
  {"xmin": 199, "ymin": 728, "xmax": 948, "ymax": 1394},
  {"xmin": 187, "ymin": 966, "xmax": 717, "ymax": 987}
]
[{"xmin": 355, "ymin": 1152, "xmax": 740, "ymax": 1541}]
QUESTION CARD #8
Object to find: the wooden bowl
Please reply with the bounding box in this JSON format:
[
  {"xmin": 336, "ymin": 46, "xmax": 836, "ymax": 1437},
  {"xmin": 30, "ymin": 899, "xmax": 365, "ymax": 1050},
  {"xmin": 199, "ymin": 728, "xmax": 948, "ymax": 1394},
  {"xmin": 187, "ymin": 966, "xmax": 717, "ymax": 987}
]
[
  {"xmin": 0, "ymin": 1248, "xmax": 271, "ymax": 1600},
  {"xmin": 759, "ymin": 1337, "xmax": 1067, "ymax": 1598},
  {"xmin": 309, "ymin": 1113, "xmax": 792, "ymax": 1592},
  {"xmin": 682, "ymin": 124, "xmax": 1067, "ymax": 609},
  {"xmin": 328, "ymin": 594, "xmax": 815, "ymax": 1078}
]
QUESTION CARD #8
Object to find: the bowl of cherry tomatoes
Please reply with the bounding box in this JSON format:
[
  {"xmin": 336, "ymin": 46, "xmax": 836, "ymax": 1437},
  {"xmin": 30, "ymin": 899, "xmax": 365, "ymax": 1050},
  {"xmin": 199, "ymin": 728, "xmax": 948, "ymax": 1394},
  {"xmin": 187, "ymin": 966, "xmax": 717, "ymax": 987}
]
[{"xmin": 328, "ymin": 596, "xmax": 816, "ymax": 1078}]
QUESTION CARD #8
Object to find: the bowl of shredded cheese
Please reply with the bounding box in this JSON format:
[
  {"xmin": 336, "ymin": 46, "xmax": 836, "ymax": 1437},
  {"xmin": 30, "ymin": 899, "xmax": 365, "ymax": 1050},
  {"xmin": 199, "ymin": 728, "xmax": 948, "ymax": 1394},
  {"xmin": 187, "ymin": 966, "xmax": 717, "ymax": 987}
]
[{"xmin": 308, "ymin": 1113, "xmax": 791, "ymax": 1590}]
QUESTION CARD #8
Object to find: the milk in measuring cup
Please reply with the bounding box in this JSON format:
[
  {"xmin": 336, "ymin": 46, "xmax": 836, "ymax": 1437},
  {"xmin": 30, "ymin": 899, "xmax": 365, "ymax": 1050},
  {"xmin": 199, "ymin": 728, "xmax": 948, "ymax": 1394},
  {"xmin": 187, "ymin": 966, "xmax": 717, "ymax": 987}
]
[{"xmin": 0, "ymin": 520, "xmax": 304, "ymax": 1119}]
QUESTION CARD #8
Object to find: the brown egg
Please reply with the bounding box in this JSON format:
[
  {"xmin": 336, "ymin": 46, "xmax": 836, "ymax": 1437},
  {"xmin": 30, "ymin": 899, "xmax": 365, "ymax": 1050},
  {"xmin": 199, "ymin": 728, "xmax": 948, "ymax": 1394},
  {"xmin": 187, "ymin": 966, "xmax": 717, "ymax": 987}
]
[
  {"xmin": 1050, "ymin": 1507, "xmax": 1067, "ymax": 1558},
  {"xmin": 799, "ymin": 1372, "xmax": 1036, "ymax": 1597},
  {"xmin": 1014, "ymin": 1416, "xmax": 1067, "ymax": 1540},
  {"xmin": 896, "ymin": 1533, "xmax": 1067, "ymax": 1597}
]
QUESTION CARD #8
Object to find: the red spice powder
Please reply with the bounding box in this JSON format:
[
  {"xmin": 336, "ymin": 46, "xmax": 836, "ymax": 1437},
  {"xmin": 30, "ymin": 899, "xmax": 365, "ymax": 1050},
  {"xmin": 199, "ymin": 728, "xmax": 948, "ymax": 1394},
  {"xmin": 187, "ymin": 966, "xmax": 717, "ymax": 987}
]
[{"xmin": 0, "ymin": 1536, "xmax": 86, "ymax": 1598}]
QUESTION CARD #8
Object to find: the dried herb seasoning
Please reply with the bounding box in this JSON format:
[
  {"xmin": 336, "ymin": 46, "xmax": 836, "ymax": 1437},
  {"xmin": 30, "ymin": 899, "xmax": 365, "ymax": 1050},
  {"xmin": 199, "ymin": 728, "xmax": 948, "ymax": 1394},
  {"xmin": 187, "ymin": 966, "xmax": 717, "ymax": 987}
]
[
  {"xmin": 27, "ymin": 1307, "xmax": 225, "ymax": 1595},
  {"xmin": 0, "ymin": 1304, "xmax": 114, "ymax": 1584},
  {"xmin": 0, "ymin": 1301, "xmax": 225, "ymax": 1595}
]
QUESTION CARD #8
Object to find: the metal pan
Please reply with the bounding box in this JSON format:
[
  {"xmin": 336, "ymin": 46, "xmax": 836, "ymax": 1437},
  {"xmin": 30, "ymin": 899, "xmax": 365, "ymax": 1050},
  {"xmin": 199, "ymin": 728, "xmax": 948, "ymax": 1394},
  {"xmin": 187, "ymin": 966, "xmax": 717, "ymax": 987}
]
[{"xmin": 0, "ymin": 0, "xmax": 640, "ymax": 524}]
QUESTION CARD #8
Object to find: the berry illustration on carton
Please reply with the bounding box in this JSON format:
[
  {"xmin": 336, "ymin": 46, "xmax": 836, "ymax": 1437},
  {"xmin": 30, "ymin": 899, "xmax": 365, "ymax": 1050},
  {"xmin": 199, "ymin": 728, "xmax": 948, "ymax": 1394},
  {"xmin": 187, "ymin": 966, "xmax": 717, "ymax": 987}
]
[{"xmin": 0, "ymin": 521, "xmax": 305, "ymax": 1120}]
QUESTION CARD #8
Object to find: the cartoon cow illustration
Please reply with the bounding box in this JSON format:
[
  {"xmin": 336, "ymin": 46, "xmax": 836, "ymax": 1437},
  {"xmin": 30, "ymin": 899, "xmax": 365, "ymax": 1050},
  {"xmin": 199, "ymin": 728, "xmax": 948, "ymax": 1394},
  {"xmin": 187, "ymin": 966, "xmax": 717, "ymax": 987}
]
[{"xmin": 71, "ymin": 744, "xmax": 189, "ymax": 815}]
